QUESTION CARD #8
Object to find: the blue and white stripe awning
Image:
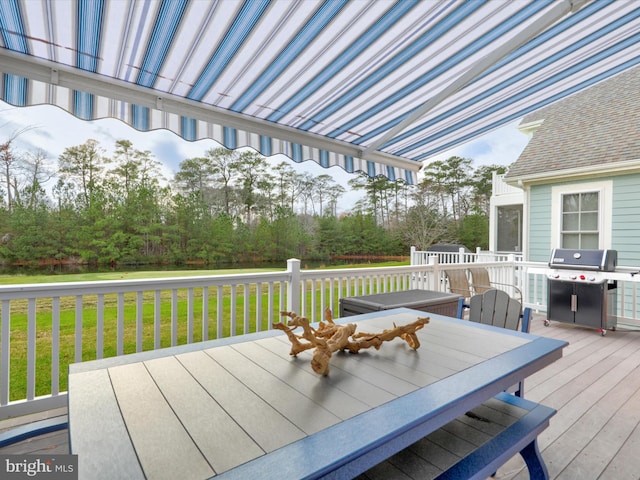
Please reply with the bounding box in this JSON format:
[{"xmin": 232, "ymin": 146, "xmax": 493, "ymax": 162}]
[{"xmin": 0, "ymin": 0, "xmax": 638, "ymax": 184}]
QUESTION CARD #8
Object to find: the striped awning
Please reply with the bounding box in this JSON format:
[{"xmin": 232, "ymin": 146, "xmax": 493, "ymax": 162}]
[{"xmin": 0, "ymin": 0, "xmax": 638, "ymax": 184}]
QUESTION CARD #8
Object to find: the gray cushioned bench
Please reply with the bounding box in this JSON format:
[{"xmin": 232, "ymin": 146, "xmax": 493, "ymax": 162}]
[{"xmin": 357, "ymin": 392, "xmax": 555, "ymax": 480}]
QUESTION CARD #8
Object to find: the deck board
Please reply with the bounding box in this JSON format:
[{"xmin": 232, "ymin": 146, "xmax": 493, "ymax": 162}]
[
  {"xmin": 4, "ymin": 313, "xmax": 640, "ymax": 480},
  {"xmin": 495, "ymin": 318, "xmax": 640, "ymax": 479}
]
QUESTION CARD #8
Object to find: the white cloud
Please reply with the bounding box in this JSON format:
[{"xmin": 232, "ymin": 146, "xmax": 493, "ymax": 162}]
[{"xmin": 425, "ymin": 121, "xmax": 530, "ymax": 169}]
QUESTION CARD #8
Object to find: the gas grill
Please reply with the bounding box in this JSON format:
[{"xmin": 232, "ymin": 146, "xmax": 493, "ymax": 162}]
[{"xmin": 546, "ymin": 248, "xmax": 618, "ymax": 335}]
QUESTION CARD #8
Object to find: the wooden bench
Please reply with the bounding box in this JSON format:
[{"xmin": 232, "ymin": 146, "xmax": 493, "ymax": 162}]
[{"xmin": 357, "ymin": 392, "xmax": 555, "ymax": 480}]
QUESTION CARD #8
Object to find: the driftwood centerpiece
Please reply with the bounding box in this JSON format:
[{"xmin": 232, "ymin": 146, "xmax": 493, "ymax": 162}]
[{"xmin": 274, "ymin": 308, "xmax": 429, "ymax": 376}]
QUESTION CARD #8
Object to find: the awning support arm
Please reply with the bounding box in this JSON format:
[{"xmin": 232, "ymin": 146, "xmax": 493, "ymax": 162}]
[{"xmin": 361, "ymin": 0, "xmax": 590, "ymax": 158}]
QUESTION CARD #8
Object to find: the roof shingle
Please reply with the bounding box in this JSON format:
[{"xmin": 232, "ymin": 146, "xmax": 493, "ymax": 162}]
[{"xmin": 506, "ymin": 65, "xmax": 640, "ymax": 180}]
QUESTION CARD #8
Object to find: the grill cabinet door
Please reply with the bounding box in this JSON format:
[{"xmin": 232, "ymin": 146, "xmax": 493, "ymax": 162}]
[
  {"xmin": 548, "ymin": 279, "xmax": 576, "ymax": 323},
  {"xmin": 574, "ymin": 283, "xmax": 605, "ymax": 328}
]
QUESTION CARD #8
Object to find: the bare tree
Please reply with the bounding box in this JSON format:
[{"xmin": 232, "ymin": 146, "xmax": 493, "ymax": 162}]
[
  {"xmin": 273, "ymin": 161, "xmax": 295, "ymax": 211},
  {"xmin": 296, "ymin": 172, "xmax": 315, "ymax": 215},
  {"xmin": 313, "ymin": 174, "xmax": 334, "ymax": 216},
  {"xmin": 327, "ymin": 183, "xmax": 345, "ymax": 217},
  {"xmin": 20, "ymin": 148, "xmax": 56, "ymax": 209},
  {"xmin": 0, "ymin": 126, "xmax": 33, "ymax": 211},
  {"xmin": 403, "ymin": 179, "xmax": 452, "ymax": 248}
]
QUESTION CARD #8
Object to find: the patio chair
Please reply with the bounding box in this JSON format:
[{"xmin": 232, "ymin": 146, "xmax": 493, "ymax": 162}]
[
  {"xmin": 444, "ymin": 269, "xmax": 472, "ymax": 299},
  {"xmin": 456, "ymin": 289, "xmax": 532, "ymax": 397},
  {"xmin": 467, "ymin": 267, "xmax": 493, "ymax": 294},
  {"xmin": 468, "ymin": 266, "xmax": 524, "ymax": 305}
]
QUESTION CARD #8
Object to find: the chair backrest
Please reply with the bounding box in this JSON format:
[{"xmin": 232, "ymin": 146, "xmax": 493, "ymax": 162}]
[
  {"xmin": 468, "ymin": 267, "xmax": 492, "ymax": 295},
  {"xmin": 444, "ymin": 269, "xmax": 472, "ymax": 298},
  {"xmin": 465, "ymin": 289, "xmax": 531, "ymax": 333},
  {"xmin": 458, "ymin": 289, "xmax": 532, "ymax": 398},
  {"xmin": 468, "ymin": 267, "xmax": 525, "ymax": 306}
]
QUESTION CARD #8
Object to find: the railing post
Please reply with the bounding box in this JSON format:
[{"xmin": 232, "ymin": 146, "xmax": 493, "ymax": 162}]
[
  {"xmin": 410, "ymin": 245, "xmax": 416, "ymax": 266},
  {"xmin": 430, "ymin": 256, "xmax": 442, "ymax": 292},
  {"xmin": 287, "ymin": 258, "xmax": 301, "ymax": 314},
  {"xmin": 508, "ymin": 253, "xmax": 519, "ymax": 301}
]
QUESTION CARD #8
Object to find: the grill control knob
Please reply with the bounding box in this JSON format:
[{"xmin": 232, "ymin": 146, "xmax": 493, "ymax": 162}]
[
  {"xmin": 570, "ymin": 275, "xmax": 577, "ymax": 280},
  {"xmin": 588, "ymin": 276, "xmax": 596, "ymax": 282},
  {"xmin": 580, "ymin": 274, "xmax": 586, "ymax": 280}
]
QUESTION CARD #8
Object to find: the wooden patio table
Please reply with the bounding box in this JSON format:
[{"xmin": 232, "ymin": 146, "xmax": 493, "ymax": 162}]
[{"xmin": 67, "ymin": 308, "xmax": 567, "ymax": 480}]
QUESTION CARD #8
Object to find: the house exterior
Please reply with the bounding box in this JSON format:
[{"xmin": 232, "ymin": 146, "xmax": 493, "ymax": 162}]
[{"xmin": 492, "ymin": 64, "xmax": 640, "ymax": 266}]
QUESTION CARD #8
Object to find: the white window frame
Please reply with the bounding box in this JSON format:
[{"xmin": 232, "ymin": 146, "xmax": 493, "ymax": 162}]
[{"xmin": 551, "ymin": 180, "xmax": 612, "ymax": 249}]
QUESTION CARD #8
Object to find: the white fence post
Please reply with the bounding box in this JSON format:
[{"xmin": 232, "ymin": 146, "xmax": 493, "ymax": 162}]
[
  {"xmin": 287, "ymin": 258, "xmax": 301, "ymax": 313},
  {"xmin": 430, "ymin": 256, "xmax": 442, "ymax": 292}
]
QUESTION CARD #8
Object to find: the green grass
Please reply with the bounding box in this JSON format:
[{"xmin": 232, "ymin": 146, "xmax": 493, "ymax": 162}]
[
  {"xmin": 6, "ymin": 287, "xmax": 284, "ymax": 400},
  {"xmin": 0, "ymin": 267, "xmax": 281, "ymax": 285},
  {"xmin": 1, "ymin": 262, "xmax": 409, "ymax": 401}
]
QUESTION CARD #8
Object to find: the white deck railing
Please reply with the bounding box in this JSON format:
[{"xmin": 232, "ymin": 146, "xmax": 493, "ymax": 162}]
[
  {"xmin": 0, "ymin": 258, "xmax": 455, "ymax": 418},
  {"xmin": 2, "ymin": 252, "xmax": 640, "ymax": 419}
]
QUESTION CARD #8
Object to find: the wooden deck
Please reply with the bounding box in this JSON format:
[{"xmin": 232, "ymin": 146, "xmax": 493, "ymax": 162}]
[{"xmin": 2, "ymin": 313, "xmax": 640, "ymax": 479}]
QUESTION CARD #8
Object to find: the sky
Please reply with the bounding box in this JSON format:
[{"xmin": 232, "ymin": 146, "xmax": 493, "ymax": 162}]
[{"xmin": 0, "ymin": 100, "xmax": 531, "ymax": 209}]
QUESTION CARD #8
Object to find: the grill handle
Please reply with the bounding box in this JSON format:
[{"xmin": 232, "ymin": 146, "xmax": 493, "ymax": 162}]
[{"xmin": 571, "ymin": 294, "xmax": 577, "ymax": 312}]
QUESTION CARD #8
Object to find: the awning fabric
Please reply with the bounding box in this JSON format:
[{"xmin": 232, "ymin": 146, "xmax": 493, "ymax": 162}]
[{"xmin": 0, "ymin": 0, "xmax": 638, "ymax": 184}]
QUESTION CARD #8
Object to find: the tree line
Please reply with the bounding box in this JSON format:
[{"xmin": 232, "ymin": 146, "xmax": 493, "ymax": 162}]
[{"xmin": 0, "ymin": 134, "xmax": 506, "ymax": 267}]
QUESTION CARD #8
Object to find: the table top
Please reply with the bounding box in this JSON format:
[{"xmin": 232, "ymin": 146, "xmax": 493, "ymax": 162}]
[{"xmin": 68, "ymin": 308, "xmax": 567, "ymax": 480}]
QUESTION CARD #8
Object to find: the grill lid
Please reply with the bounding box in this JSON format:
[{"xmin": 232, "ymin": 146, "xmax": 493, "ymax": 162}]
[{"xmin": 549, "ymin": 249, "xmax": 617, "ymax": 271}]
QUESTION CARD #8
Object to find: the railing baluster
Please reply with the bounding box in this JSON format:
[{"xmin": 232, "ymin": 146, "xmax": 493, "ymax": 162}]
[
  {"xmin": 278, "ymin": 281, "xmax": 285, "ymax": 316},
  {"xmin": 319, "ymin": 279, "xmax": 325, "ymax": 320},
  {"xmin": 117, "ymin": 292, "xmax": 125, "ymax": 356},
  {"xmin": 243, "ymin": 284, "xmax": 250, "ymax": 335},
  {"xmin": 154, "ymin": 290, "xmax": 161, "ymax": 349},
  {"xmin": 27, "ymin": 298, "xmax": 36, "ymax": 401},
  {"xmin": 136, "ymin": 291, "xmax": 144, "ymax": 352},
  {"xmin": 300, "ymin": 281, "xmax": 307, "ymax": 318},
  {"xmin": 75, "ymin": 296, "xmax": 83, "ymax": 363},
  {"xmin": 230, "ymin": 285, "xmax": 237, "ymax": 336},
  {"xmin": 97, "ymin": 294, "xmax": 104, "ymax": 359},
  {"xmin": 202, "ymin": 287, "xmax": 209, "ymax": 341},
  {"xmin": 216, "ymin": 286, "xmax": 223, "ymax": 339},
  {"xmin": 267, "ymin": 283, "xmax": 274, "ymax": 329},
  {"xmin": 187, "ymin": 287, "xmax": 194, "ymax": 343},
  {"xmin": 51, "ymin": 297, "xmax": 60, "ymax": 396},
  {"xmin": 256, "ymin": 283, "xmax": 263, "ymax": 332},
  {"xmin": 1, "ymin": 300, "xmax": 9, "ymax": 406},
  {"xmin": 171, "ymin": 289, "xmax": 178, "ymax": 346},
  {"xmin": 310, "ymin": 279, "xmax": 317, "ymax": 322}
]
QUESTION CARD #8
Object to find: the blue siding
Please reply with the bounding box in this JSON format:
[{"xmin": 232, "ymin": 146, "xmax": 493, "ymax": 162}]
[
  {"xmin": 528, "ymin": 184, "xmax": 552, "ymax": 262},
  {"xmin": 612, "ymin": 173, "xmax": 640, "ymax": 267},
  {"xmin": 528, "ymin": 174, "xmax": 640, "ymax": 266}
]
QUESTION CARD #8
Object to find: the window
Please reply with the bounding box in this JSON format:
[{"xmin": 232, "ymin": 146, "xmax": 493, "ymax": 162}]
[
  {"xmin": 497, "ymin": 205, "xmax": 522, "ymax": 252},
  {"xmin": 561, "ymin": 192, "xmax": 599, "ymax": 248},
  {"xmin": 551, "ymin": 180, "xmax": 611, "ymax": 250}
]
